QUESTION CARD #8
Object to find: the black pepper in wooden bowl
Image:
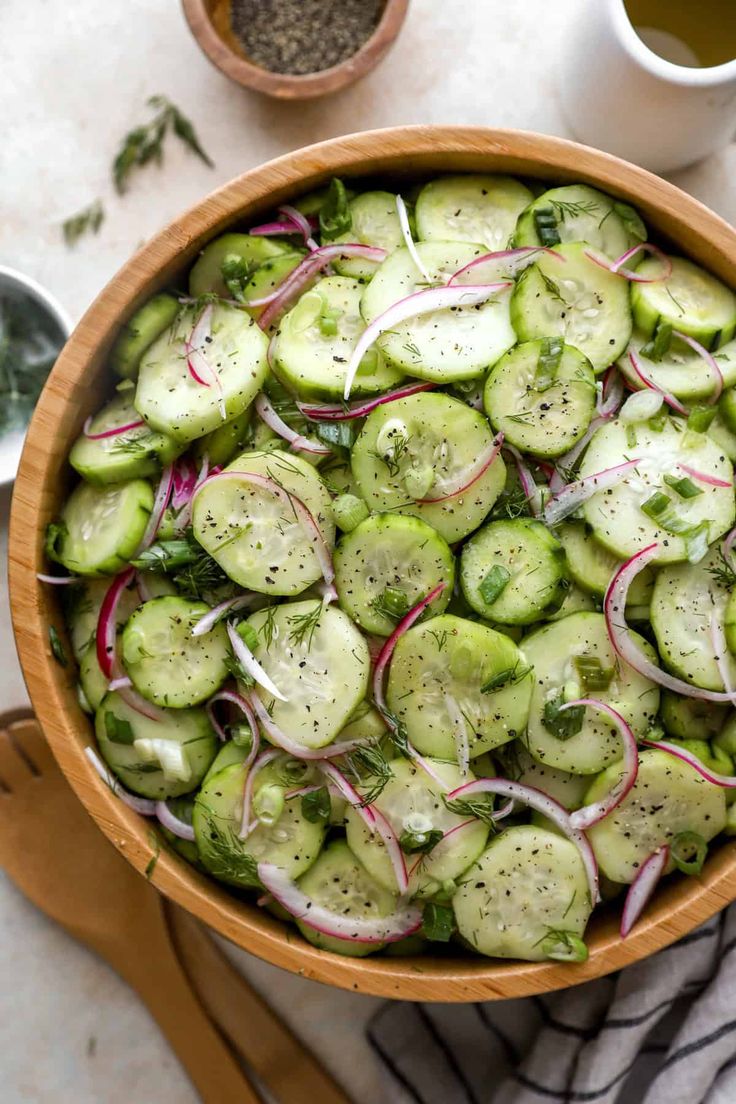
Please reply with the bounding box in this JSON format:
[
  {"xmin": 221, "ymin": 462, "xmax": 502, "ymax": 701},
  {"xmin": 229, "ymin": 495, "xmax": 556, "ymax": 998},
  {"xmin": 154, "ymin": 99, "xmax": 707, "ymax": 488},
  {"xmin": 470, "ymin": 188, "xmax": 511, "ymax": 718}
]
[{"xmin": 230, "ymin": 0, "xmax": 384, "ymax": 75}]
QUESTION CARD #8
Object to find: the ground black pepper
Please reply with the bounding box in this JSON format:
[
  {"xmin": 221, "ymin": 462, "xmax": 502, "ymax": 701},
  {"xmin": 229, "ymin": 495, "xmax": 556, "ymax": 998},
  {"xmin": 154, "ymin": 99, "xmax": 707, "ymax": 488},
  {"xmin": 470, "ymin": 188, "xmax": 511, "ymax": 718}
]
[{"xmin": 230, "ymin": 0, "xmax": 383, "ymax": 75}]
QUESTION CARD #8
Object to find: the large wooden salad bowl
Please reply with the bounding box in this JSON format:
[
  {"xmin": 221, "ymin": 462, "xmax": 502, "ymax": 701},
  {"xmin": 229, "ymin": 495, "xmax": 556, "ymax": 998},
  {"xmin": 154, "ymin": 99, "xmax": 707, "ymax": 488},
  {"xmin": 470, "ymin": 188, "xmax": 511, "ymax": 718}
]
[{"xmin": 10, "ymin": 127, "xmax": 736, "ymax": 1001}]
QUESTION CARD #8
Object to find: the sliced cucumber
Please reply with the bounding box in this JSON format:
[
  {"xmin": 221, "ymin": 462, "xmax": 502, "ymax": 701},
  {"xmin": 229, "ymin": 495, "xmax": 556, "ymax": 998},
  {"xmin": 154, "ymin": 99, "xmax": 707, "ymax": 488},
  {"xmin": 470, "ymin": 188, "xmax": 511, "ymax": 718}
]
[
  {"xmin": 651, "ymin": 545, "xmax": 736, "ymax": 692},
  {"xmin": 586, "ymin": 749, "xmax": 726, "ymax": 883},
  {"xmin": 484, "ymin": 340, "xmax": 597, "ymax": 458},
  {"xmin": 334, "ymin": 513, "xmax": 454, "ymax": 636},
  {"xmin": 192, "ymin": 406, "xmax": 253, "ymax": 468},
  {"xmin": 660, "ymin": 691, "xmax": 728, "ymax": 741},
  {"xmin": 247, "ymin": 601, "xmax": 369, "ymax": 751},
  {"xmin": 460, "ymin": 518, "xmax": 568, "ymax": 625},
  {"xmin": 95, "ymin": 689, "xmax": 217, "ymax": 799},
  {"xmin": 513, "ymin": 184, "xmax": 644, "ymax": 258},
  {"xmin": 453, "ymin": 826, "xmax": 592, "ymax": 960},
  {"xmin": 521, "ymin": 612, "xmax": 659, "ymax": 774},
  {"xmin": 110, "ymin": 293, "xmax": 180, "ymax": 380},
  {"xmin": 707, "ymin": 409, "xmax": 736, "ymax": 461},
  {"xmin": 556, "ymin": 521, "xmax": 655, "ymax": 608},
  {"xmin": 191, "ymin": 449, "xmax": 335, "ymax": 595},
  {"xmin": 47, "ymin": 479, "xmax": 153, "ymax": 576},
  {"xmin": 345, "ymin": 758, "xmax": 488, "ymax": 898},
  {"xmin": 331, "ymin": 191, "xmax": 405, "ymax": 280},
  {"xmin": 579, "ymin": 418, "xmax": 734, "ymax": 564},
  {"xmin": 135, "ymin": 302, "xmax": 269, "ymax": 444},
  {"xmin": 189, "ymin": 233, "xmax": 288, "ymax": 298},
  {"xmin": 385, "ymin": 614, "xmax": 533, "ymax": 760},
  {"xmin": 510, "ymin": 243, "xmax": 632, "ymax": 373},
  {"xmin": 273, "ymin": 276, "xmax": 403, "ymax": 400},
  {"xmin": 296, "ymin": 840, "xmax": 399, "ymax": 956},
  {"xmin": 70, "ymin": 390, "xmax": 181, "ymax": 485},
  {"xmin": 545, "ymin": 583, "xmax": 597, "ymax": 621},
  {"xmin": 361, "ymin": 243, "xmax": 516, "ymax": 380},
  {"xmin": 415, "ymin": 175, "xmax": 533, "ymax": 250},
  {"xmin": 725, "ymin": 590, "xmax": 736, "ymax": 656},
  {"xmin": 496, "ymin": 742, "xmax": 590, "ymax": 811},
  {"xmin": 65, "ymin": 575, "xmax": 140, "ymax": 661},
  {"xmin": 620, "ymin": 331, "xmax": 736, "ymax": 403},
  {"xmin": 78, "ymin": 641, "xmax": 109, "ymax": 712},
  {"xmin": 193, "ymin": 756, "xmax": 326, "ymax": 888},
  {"xmin": 242, "ymin": 252, "xmax": 305, "ymax": 321},
  {"xmin": 631, "ymin": 256, "xmax": 736, "ymax": 348},
  {"xmin": 202, "ymin": 740, "xmax": 250, "ymax": 786},
  {"xmin": 351, "ymin": 392, "xmax": 506, "ymax": 543},
  {"xmin": 121, "ymin": 596, "xmax": 229, "ymax": 708}
]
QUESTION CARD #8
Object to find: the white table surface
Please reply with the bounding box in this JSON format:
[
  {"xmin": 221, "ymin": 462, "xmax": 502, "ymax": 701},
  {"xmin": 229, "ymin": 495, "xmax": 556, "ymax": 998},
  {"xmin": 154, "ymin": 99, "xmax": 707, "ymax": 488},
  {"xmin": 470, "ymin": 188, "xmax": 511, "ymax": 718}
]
[{"xmin": 2, "ymin": 1, "xmax": 736, "ymax": 1100}]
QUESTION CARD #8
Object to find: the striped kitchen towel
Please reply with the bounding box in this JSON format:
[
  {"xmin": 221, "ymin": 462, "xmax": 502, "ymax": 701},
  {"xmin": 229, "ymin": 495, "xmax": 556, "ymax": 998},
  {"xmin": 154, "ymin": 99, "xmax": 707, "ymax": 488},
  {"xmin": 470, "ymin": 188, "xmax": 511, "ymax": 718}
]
[{"xmin": 367, "ymin": 907, "xmax": 736, "ymax": 1104}]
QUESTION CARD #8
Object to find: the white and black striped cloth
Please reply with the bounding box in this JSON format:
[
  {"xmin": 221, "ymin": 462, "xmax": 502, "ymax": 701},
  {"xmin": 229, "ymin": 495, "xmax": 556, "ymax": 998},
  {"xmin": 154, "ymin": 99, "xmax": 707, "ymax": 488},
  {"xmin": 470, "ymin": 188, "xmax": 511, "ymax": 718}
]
[{"xmin": 367, "ymin": 908, "xmax": 736, "ymax": 1104}]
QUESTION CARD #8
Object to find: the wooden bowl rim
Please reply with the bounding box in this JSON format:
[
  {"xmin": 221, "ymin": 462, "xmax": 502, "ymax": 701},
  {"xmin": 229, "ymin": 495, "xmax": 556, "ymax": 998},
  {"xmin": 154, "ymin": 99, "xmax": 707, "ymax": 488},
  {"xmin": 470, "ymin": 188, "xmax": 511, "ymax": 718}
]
[
  {"xmin": 11, "ymin": 125, "xmax": 736, "ymax": 1002},
  {"xmin": 181, "ymin": 0, "xmax": 411, "ymax": 99}
]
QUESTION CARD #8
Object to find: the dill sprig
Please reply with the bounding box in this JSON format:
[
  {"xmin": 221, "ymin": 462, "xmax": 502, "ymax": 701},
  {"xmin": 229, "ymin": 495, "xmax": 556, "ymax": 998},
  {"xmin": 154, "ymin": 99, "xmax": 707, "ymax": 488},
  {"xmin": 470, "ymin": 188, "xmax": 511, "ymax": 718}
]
[
  {"xmin": 113, "ymin": 95, "xmax": 214, "ymax": 195},
  {"xmin": 707, "ymin": 549, "xmax": 736, "ymax": 589},
  {"xmin": 343, "ymin": 744, "xmax": 394, "ymax": 806},
  {"xmin": 550, "ymin": 198, "xmax": 599, "ymax": 221},
  {"xmin": 443, "ymin": 792, "xmax": 499, "ymax": 827},
  {"xmin": 371, "ymin": 431, "xmax": 411, "ymax": 478},
  {"xmin": 62, "ymin": 199, "xmax": 105, "ymax": 247},
  {"xmin": 286, "ymin": 599, "xmax": 324, "ymax": 649},
  {"xmin": 193, "ymin": 802, "xmax": 262, "ymax": 887},
  {"xmin": 131, "ymin": 529, "xmax": 229, "ymax": 599}
]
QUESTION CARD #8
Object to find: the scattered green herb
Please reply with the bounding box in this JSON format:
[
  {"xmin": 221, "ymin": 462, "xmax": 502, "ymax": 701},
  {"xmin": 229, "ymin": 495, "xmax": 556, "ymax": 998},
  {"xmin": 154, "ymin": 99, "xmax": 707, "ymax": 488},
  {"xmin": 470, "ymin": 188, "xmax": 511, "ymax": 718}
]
[
  {"xmin": 62, "ymin": 199, "xmax": 105, "ymax": 247},
  {"xmin": 533, "ymin": 206, "xmax": 560, "ymax": 247},
  {"xmin": 400, "ymin": 828, "xmax": 443, "ymax": 855},
  {"xmin": 479, "ymin": 564, "xmax": 511, "ymax": 606},
  {"xmin": 301, "ymin": 786, "xmax": 331, "ymax": 824},
  {"xmin": 421, "ymin": 901, "xmax": 456, "ymax": 943},
  {"xmin": 443, "ymin": 792, "xmax": 498, "ymax": 826},
  {"xmin": 319, "ymin": 177, "xmax": 352, "ymax": 241},
  {"xmin": 286, "ymin": 600, "xmax": 323, "ymax": 648},
  {"xmin": 48, "ymin": 626, "xmax": 68, "ymax": 668},
  {"xmin": 542, "ymin": 695, "xmax": 585, "ymax": 740},
  {"xmin": 613, "ymin": 202, "xmax": 647, "ymax": 242},
  {"xmin": 371, "ymin": 586, "xmax": 409, "ymax": 623},
  {"xmin": 113, "ymin": 95, "xmax": 213, "ymax": 195},
  {"xmin": 671, "ymin": 830, "xmax": 708, "ymax": 876},
  {"xmin": 663, "ymin": 474, "xmax": 702, "ymax": 499},
  {"xmin": 573, "ymin": 655, "xmax": 614, "ymax": 693},
  {"xmin": 539, "ymin": 928, "xmax": 588, "ymax": 963},
  {"xmin": 639, "ymin": 321, "xmax": 673, "ymax": 362},
  {"xmin": 104, "ymin": 712, "xmax": 135, "ymax": 745}
]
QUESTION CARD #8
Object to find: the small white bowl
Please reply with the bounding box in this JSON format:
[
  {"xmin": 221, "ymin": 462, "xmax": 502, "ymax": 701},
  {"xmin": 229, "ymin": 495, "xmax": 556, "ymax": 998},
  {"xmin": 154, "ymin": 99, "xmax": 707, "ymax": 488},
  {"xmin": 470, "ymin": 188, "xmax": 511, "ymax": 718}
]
[{"xmin": 0, "ymin": 266, "xmax": 71, "ymax": 485}]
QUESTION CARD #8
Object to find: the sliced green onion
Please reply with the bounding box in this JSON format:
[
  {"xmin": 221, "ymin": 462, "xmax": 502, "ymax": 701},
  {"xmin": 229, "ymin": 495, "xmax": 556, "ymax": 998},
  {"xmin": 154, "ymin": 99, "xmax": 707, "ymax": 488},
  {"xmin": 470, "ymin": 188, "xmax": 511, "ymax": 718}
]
[
  {"xmin": 332, "ymin": 493, "xmax": 369, "ymax": 532},
  {"xmin": 573, "ymin": 655, "xmax": 614, "ymax": 692},
  {"xmin": 640, "ymin": 321, "xmax": 673, "ymax": 362},
  {"xmin": 375, "ymin": 586, "xmax": 410, "ymax": 620},
  {"xmin": 686, "ymin": 523, "xmax": 710, "ymax": 564},
  {"xmin": 541, "ymin": 929, "xmax": 589, "ymax": 963},
  {"xmin": 641, "ymin": 491, "xmax": 671, "ymax": 519},
  {"xmin": 535, "ymin": 337, "xmax": 564, "ymax": 392},
  {"xmin": 316, "ymin": 421, "xmax": 355, "ymax": 450},
  {"xmin": 626, "ymin": 424, "xmax": 638, "ymax": 449},
  {"xmin": 253, "ymin": 783, "xmax": 286, "ymax": 827},
  {"xmin": 533, "ymin": 206, "xmax": 561, "ymax": 247},
  {"xmin": 663, "ymin": 474, "xmax": 702, "ymax": 499},
  {"xmin": 671, "ymin": 830, "xmax": 708, "ymax": 876},
  {"xmin": 687, "ymin": 405, "xmax": 717, "ymax": 433},
  {"xmin": 236, "ymin": 621, "xmax": 260, "ymax": 653},
  {"xmin": 480, "ymin": 564, "xmax": 511, "ymax": 605}
]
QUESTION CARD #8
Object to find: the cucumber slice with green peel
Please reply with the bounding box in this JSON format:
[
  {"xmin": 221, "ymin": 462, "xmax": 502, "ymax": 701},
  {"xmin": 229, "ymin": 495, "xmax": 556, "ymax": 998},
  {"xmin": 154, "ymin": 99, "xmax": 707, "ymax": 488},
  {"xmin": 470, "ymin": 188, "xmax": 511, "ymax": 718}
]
[
  {"xmin": 620, "ymin": 332, "xmax": 736, "ymax": 403},
  {"xmin": 247, "ymin": 600, "xmax": 370, "ymax": 751},
  {"xmin": 334, "ymin": 513, "xmax": 454, "ymax": 636},
  {"xmin": 188, "ymin": 233, "xmax": 289, "ymax": 299},
  {"xmin": 193, "ymin": 756, "xmax": 326, "ymax": 889},
  {"xmin": 453, "ymin": 826, "xmax": 593, "ymax": 961},
  {"xmin": 725, "ymin": 590, "xmax": 736, "ymax": 656},
  {"xmin": 651, "ymin": 546, "xmax": 736, "ymax": 691},
  {"xmin": 95, "ymin": 690, "xmax": 218, "ymax": 799},
  {"xmin": 513, "ymin": 184, "xmax": 645, "ymax": 258},
  {"xmin": 273, "ymin": 276, "xmax": 403, "ymax": 400},
  {"xmin": 545, "ymin": 583, "xmax": 597, "ymax": 621},
  {"xmin": 121, "ymin": 596, "xmax": 230, "ymax": 708},
  {"xmin": 337, "ymin": 703, "xmax": 389, "ymax": 748},
  {"xmin": 159, "ymin": 794, "xmax": 202, "ymax": 867},
  {"xmin": 715, "ymin": 713, "xmax": 736, "ymax": 758},
  {"xmin": 296, "ymin": 840, "xmax": 399, "ymax": 957},
  {"xmin": 496, "ymin": 742, "xmax": 590, "ymax": 811},
  {"xmin": 415, "ymin": 175, "xmax": 533, "ymax": 250},
  {"xmin": 521, "ymin": 612, "xmax": 660, "ymax": 774},
  {"xmin": 720, "ymin": 386, "xmax": 736, "ymax": 434},
  {"xmin": 135, "ymin": 302, "xmax": 269, "ymax": 444},
  {"xmin": 69, "ymin": 390, "xmax": 182, "ymax": 485},
  {"xmin": 110, "ymin": 293, "xmax": 180, "ymax": 380},
  {"xmin": 47, "ymin": 479, "xmax": 153, "ymax": 577},
  {"xmin": 350, "ymin": 392, "xmax": 506, "ymax": 543},
  {"xmin": 202, "ymin": 740, "xmax": 250, "ymax": 787},
  {"xmin": 360, "ymin": 243, "xmax": 516, "ymax": 381},
  {"xmin": 385, "ymin": 614, "xmax": 533, "ymax": 761},
  {"xmin": 241, "ymin": 252, "xmax": 305, "ymax": 320},
  {"xmin": 510, "ymin": 243, "xmax": 633, "ymax": 373},
  {"xmin": 64, "ymin": 576, "xmax": 141, "ymax": 661},
  {"xmin": 192, "ymin": 406, "xmax": 253, "ymax": 468},
  {"xmin": 460, "ymin": 518, "xmax": 568, "ymax": 625},
  {"xmin": 631, "ymin": 256, "xmax": 736, "ymax": 348},
  {"xmin": 706, "ymin": 409, "xmax": 736, "ymax": 461},
  {"xmin": 661, "ymin": 691, "xmax": 728, "ymax": 742},
  {"xmin": 556, "ymin": 521, "xmax": 655, "ymax": 608},
  {"xmin": 586, "ymin": 749, "xmax": 726, "ymax": 884},
  {"xmin": 78, "ymin": 642, "xmax": 109, "ymax": 712},
  {"xmin": 345, "ymin": 758, "xmax": 489, "ymax": 898},
  {"xmin": 579, "ymin": 418, "xmax": 734, "ymax": 565},
  {"xmin": 191, "ymin": 449, "xmax": 335, "ymax": 595},
  {"xmin": 484, "ymin": 340, "xmax": 597, "ymax": 458},
  {"xmin": 331, "ymin": 191, "xmax": 406, "ymax": 280}
]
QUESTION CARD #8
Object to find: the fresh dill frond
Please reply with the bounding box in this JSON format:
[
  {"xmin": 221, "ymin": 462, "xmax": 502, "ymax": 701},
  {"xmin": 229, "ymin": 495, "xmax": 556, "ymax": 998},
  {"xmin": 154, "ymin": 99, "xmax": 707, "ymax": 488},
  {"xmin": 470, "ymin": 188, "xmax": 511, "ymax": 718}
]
[
  {"xmin": 113, "ymin": 95, "xmax": 213, "ymax": 195},
  {"xmin": 443, "ymin": 793, "xmax": 499, "ymax": 827},
  {"xmin": 343, "ymin": 743, "xmax": 394, "ymax": 806},
  {"xmin": 193, "ymin": 802, "xmax": 262, "ymax": 887},
  {"xmin": 550, "ymin": 198, "xmax": 599, "ymax": 221},
  {"xmin": 286, "ymin": 599, "xmax": 323, "ymax": 649},
  {"xmin": 62, "ymin": 198, "xmax": 105, "ymax": 247},
  {"xmin": 707, "ymin": 549, "xmax": 736, "ymax": 589}
]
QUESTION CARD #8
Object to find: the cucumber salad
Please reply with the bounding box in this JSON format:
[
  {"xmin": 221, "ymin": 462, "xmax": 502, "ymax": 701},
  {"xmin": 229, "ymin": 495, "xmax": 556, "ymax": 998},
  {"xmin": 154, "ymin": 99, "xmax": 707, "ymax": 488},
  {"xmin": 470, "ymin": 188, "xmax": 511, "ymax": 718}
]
[{"xmin": 41, "ymin": 174, "xmax": 736, "ymax": 963}]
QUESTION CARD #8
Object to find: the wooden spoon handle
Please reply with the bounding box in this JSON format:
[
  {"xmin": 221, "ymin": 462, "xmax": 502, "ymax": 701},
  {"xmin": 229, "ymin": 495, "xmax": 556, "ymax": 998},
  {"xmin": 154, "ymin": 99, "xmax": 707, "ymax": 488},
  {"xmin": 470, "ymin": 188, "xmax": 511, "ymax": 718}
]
[
  {"xmin": 108, "ymin": 898, "xmax": 261, "ymax": 1104},
  {"xmin": 167, "ymin": 905, "xmax": 353, "ymax": 1104}
]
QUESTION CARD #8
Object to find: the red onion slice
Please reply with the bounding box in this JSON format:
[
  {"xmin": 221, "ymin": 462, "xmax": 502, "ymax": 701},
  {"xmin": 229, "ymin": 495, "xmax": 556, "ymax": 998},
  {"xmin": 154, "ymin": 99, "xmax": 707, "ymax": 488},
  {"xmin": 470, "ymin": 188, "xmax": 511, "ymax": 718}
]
[
  {"xmin": 116, "ymin": 682, "xmax": 169, "ymax": 723},
  {"xmin": 586, "ymin": 242, "xmax": 672, "ymax": 283},
  {"xmin": 417, "ymin": 433, "xmax": 504, "ymax": 504},
  {"xmin": 628, "ymin": 350, "xmax": 688, "ymax": 415},
  {"xmin": 247, "ymin": 691, "xmax": 369, "ymax": 760},
  {"xmin": 240, "ymin": 747, "xmax": 282, "ymax": 839},
  {"xmin": 445, "ymin": 777, "xmax": 599, "ymax": 903},
  {"xmin": 504, "ymin": 442, "xmax": 544, "ymax": 517},
  {"xmin": 155, "ymin": 800, "xmax": 196, "ymax": 841},
  {"xmin": 136, "ymin": 462, "xmax": 174, "ymax": 555},
  {"xmin": 37, "ymin": 573, "xmax": 79, "ymax": 585},
  {"xmin": 297, "ymin": 381, "xmax": 435, "ymax": 422},
  {"xmin": 206, "ymin": 688, "xmax": 260, "ymax": 749},
  {"xmin": 549, "ymin": 418, "xmax": 606, "ymax": 495},
  {"xmin": 192, "ymin": 595, "xmax": 255, "ymax": 637},
  {"xmin": 723, "ymin": 526, "xmax": 736, "ymax": 562},
  {"xmin": 605, "ymin": 544, "xmax": 736, "ymax": 702},
  {"xmin": 372, "ymin": 583, "xmax": 447, "ymax": 720},
  {"xmin": 227, "ymin": 621, "xmax": 288, "ymax": 702},
  {"xmin": 83, "ymin": 416, "xmax": 146, "ymax": 440},
  {"xmin": 396, "ymin": 194, "xmax": 434, "ymax": 285},
  {"xmin": 84, "ymin": 747, "xmax": 156, "ymax": 817},
  {"xmin": 620, "ymin": 844, "xmax": 670, "ymax": 938},
  {"xmin": 254, "ymin": 392, "xmax": 331, "ymax": 456},
  {"xmin": 641, "ymin": 736, "xmax": 736, "ymax": 786},
  {"xmin": 172, "ymin": 458, "xmax": 197, "ymax": 511},
  {"xmin": 407, "ymin": 748, "xmax": 452, "ymax": 790},
  {"xmin": 258, "ymin": 862, "xmax": 422, "ymax": 943},
  {"xmin": 597, "ymin": 368, "xmax": 625, "ymax": 419},
  {"xmin": 544, "ymin": 459, "xmax": 641, "ymax": 528},
  {"xmin": 108, "ymin": 675, "xmax": 133, "ymax": 692},
  {"xmin": 96, "ymin": 568, "xmax": 136, "ymax": 679},
  {"xmin": 449, "ymin": 246, "xmax": 564, "ymax": 285},
  {"xmin": 278, "ymin": 204, "xmax": 318, "ymax": 250},
  {"xmin": 560, "ymin": 700, "xmax": 638, "ymax": 829},
  {"xmin": 674, "ymin": 331, "xmax": 724, "ymax": 404},
  {"xmin": 342, "ymin": 282, "xmax": 512, "ymax": 400},
  {"xmin": 677, "ymin": 463, "xmax": 731, "ymax": 489}
]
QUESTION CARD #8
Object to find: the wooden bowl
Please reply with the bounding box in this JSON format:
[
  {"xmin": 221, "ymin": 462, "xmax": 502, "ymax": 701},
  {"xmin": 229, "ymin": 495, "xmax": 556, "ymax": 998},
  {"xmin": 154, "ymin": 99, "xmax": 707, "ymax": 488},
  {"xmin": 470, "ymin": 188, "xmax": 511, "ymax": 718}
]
[
  {"xmin": 181, "ymin": 0, "xmax": 410, "ymax": 100},
  {"xmin": 11, "ymin": 127, "xmax": 736, "ymax": 1002}
]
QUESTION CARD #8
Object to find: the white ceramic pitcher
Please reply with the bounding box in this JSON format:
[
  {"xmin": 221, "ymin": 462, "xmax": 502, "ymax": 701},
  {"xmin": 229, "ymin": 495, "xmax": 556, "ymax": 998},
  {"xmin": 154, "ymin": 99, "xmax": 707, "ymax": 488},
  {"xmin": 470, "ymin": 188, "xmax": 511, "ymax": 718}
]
[{"xmin": 560, "ymin": 0, "xmax": 736, "ymax": 173}]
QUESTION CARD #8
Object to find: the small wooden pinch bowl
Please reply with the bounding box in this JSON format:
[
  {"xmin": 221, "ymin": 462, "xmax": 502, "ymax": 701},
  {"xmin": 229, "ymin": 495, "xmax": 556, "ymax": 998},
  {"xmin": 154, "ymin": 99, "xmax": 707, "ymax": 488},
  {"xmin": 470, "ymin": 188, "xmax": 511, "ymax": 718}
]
[
  {"xmin": 181, "ymin": 0, "xmax": 410, "ymax": 100},
  {"xmin": 11, "ymin": 126, "xmax": 736, "ymax": 1002}
]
